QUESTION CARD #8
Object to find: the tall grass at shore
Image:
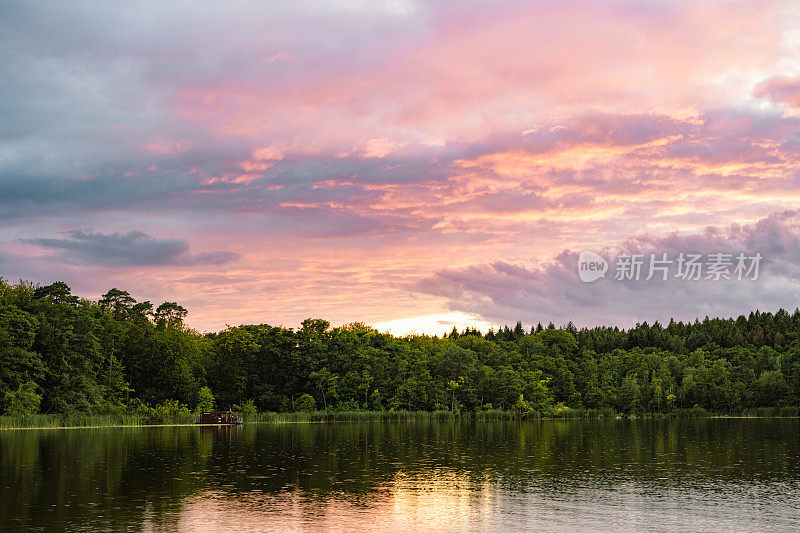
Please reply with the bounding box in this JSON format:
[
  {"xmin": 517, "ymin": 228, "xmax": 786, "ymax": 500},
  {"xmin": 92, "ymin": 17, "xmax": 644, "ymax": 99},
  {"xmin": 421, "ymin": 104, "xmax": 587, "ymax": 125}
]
[
  {"xmin": 741, "ymin": 406, "xmax": 800, "ymax": 417},
  {"xmin": 4, "ymin": 407, "xmax": 800, "ymax": 429},
  {"xmin": 0, "ymin": 409, "xmax": 554, "ymax": 428},
  {"xmin": 247, "ymin": 410, "xmax": 464, "ymax": 423},
  {"xmin": 0, "ymin": 412, "xmax": 196, "ymax": 429},
  {"xmin": 244, "ymin": 407, "xmax": 624, "ymax": 423}
]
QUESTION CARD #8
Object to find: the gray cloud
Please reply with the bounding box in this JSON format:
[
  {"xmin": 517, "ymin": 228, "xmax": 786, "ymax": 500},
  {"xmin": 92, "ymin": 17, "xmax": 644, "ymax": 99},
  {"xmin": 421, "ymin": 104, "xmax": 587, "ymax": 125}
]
[
  {"xmin": 0, "ymin": 173, "xmax": 192, "ymax": 220},
  {"xmin": 411, "ymin": 210, "xmax": 800, "ymax": 328},
  {"xmin": 21, "ymin": 230, "xmax": 238, "ymax": 267}
]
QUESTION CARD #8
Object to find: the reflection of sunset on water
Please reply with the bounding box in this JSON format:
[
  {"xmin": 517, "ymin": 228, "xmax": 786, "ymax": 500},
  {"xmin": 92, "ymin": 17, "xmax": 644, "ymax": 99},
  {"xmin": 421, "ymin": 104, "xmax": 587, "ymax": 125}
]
[
  {"xmin": 84, "ymin": 420, "xmax": 800, "ymax": 532},
  {"xmin": 173, "ymin": 471, "xmax": 496, "ymax": 531}
]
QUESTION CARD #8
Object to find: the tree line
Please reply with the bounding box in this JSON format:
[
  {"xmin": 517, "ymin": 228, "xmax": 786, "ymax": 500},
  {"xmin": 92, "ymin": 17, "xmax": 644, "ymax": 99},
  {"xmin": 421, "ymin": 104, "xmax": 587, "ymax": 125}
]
[{"xmin": 2, "ymin": 278, "xmax": 800, "ymax": 417}]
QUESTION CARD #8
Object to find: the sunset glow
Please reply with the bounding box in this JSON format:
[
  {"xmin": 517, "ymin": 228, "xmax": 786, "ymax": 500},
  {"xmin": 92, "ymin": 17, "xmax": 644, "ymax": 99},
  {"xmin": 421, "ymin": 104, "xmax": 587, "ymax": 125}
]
[{"xmin": 3, "ymin": 1, "xmax": 800, "ymax": 332}]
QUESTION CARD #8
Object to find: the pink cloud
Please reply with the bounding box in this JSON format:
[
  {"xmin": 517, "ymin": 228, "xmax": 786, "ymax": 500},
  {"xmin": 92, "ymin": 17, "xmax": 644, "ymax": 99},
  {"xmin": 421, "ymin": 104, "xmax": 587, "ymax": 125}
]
[
  {"xmin": 167, "ymin": 2, "xmax": 787, "ymax": 153},
  {"xmin": 145, "ymin": 140, "xmax": 190, "ymax": 155},
  {"xmin": 4, "ymin": 1, "xmax": 800, "ymax": 332},
  {"xmin": 265, "ymin": 51, "xmax": 293, "ymax": 63},
  {"xmin": 754, "ymin": 75, "xmax": 800, "ymax": 110}
]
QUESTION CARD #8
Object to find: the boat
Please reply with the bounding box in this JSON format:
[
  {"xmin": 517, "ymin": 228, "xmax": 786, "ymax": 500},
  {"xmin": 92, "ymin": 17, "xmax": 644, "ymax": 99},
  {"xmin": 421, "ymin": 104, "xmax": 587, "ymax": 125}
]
[{"xmin": 195, "ymin": 411, "xmax": 243, "ymax": 425}]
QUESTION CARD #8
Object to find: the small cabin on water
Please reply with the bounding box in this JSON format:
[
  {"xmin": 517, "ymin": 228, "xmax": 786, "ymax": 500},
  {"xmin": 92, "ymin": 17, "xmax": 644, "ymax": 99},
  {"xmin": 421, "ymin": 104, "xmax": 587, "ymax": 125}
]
[{"xmin": 196, "ymin": 411, "xmax": 243, "ymax": 425}]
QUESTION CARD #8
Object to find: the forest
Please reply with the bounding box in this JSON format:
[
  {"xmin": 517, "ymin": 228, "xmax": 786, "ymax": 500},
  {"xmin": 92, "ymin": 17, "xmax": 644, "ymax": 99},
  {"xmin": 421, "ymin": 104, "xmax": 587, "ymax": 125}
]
[{"xmin": 2, "ymin": 278, "xmax": 800, "ymax": 420}]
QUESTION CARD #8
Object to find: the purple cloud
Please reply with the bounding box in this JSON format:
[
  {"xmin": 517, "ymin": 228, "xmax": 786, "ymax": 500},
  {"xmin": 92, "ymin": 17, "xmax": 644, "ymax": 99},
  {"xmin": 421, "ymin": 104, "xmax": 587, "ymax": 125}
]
[
  {"xmin": 21, "ymin": 230, "xmax": 238, "ymax": 267},
  {"xmin": 411, "ymin": 211, "xmax": 800, "ymax": 329}
]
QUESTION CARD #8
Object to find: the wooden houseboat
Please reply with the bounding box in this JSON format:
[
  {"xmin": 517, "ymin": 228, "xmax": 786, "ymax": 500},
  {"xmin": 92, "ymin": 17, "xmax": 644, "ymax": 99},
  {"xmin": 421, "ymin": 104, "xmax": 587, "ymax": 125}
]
[{"xmin": 196, "ymin": 411, "xmax": 243, "ymax": 425}]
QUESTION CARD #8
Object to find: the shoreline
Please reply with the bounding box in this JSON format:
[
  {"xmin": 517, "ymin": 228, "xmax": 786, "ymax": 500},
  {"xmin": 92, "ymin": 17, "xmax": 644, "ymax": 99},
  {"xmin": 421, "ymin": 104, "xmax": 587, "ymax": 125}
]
[{"xmin": 3, "ymin": 413, "xmax": 800, "ymax": 431}]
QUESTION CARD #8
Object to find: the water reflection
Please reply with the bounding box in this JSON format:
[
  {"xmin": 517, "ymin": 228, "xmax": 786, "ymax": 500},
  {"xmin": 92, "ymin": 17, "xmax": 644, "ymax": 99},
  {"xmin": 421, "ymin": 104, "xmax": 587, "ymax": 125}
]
[{"xmin": 1, "ymin": 419, "xmax": 799, "ymax": 531}]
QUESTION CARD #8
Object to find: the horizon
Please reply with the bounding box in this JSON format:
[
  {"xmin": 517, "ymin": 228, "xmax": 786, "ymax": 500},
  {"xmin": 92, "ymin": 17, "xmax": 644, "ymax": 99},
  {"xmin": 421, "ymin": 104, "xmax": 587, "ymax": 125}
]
[
  {"xmin": 6, "ymin": 276, "xmax": 797, "ymax": 338},
  {"xmin": 3, "ymin": 1, "xmax": 800, "ymax": 334}
]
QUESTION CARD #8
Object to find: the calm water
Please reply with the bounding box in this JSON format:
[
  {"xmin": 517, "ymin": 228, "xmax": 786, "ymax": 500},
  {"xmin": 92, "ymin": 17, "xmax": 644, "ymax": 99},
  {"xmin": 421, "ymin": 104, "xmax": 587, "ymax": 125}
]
[{"xmin": 1, "ymin": 419, "xmax": 799, "ymax": 531}]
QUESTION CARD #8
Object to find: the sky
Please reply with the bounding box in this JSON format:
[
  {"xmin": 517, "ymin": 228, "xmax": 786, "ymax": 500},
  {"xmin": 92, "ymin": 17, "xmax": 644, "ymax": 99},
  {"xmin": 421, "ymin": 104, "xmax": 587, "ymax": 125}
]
[{"xmin": 2, "ymin": 0, "xmax": 800, "ymax": 335}]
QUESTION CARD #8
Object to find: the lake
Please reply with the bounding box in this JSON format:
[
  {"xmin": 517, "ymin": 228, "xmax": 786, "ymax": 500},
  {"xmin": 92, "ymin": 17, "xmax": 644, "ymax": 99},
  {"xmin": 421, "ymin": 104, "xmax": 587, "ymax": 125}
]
[{"xmin": 1, "ymin": 419, "xmax": 799, "ymax": 531}]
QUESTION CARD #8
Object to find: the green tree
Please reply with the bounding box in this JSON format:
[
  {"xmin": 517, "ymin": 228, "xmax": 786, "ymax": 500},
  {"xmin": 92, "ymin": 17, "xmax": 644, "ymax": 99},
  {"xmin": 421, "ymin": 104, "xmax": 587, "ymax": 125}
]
[
  {"xmin": 369, "ymin": 388, "xmax": 384, "ymax": 410},
  {"xmin": 0, "ymin": 305, "xmax": 44, "ymax": 396},
  {"xmin": 233, "ymin": 399, "xmax": 257, "ymax": 418},
  {"xmin": 309, "ymin": 367, "xmax": 338, "ymax": 410},
  {"xmin": 650, "ymin": 377, "xmax": 664, "ymax": 411},
  {"xmin": 33, "ymin": 282, "xmax": 78, "ymax": 305},
  {"xmin": 296, "ymin": 393, "xmax": 316, "ymax": 412},
  {"xmin": 3, "ymin": 382, "xmax": 42, "ymax": 417},
  {"xmin": 514, "ymin": 393, "xmax": 533, "ymax": 412},
  {"xmin": 196, "ymin": 386, "xmax": 215, "ymax": 412},
  {"xmin": 447, "ymin": 378, "xmax": 463, "ymax": 412},
  {"xmin": 618, "ymin": 373, "xmax": 641, "ymax": 413},
  {"xmin": 99, "ymin": 288, "xmax": 136, "ymax": 316},
  {"xmin": 155, "ymin": 302, "xmax": 188, "ymax": 328},
  {"xmin": 753, "ymin": 370, "xmax": 788, "ymax": 406}
]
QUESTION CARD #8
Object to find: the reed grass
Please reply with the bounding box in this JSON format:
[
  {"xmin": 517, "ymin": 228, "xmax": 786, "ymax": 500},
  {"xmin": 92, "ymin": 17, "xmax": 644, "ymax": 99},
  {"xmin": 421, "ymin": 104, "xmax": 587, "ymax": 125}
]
[
  {"xmin": 740, "ymin": 406, "xmax": 800, "ymax": 417},
  {"xmin": 4, "ymin": 406, "xmax": 800, "ymax": 429},
  {"xmin": 0, "ymin": 412, "xmax": 196, "ymax": 429}
]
